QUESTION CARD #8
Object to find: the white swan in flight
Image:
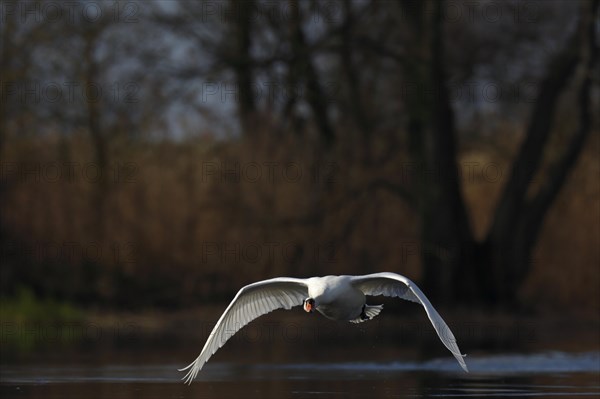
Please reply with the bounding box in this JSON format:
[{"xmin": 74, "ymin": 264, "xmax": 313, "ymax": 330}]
[{"xmin": 180, "ymin": 272, "xmax": 468, "ymax": 383}]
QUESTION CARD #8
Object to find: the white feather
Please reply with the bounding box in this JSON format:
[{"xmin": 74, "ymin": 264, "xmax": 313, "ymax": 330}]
[
  {"xmin": 179, "ymin": 277, "xmax": 309, "ymax": 384},
  {"xmin": 180, "ymin": 272, "xmax": 468, "ymax": 384},
  {"xmin": 350, "ymin": 272, "xmax": 468, "ymax": 372}
]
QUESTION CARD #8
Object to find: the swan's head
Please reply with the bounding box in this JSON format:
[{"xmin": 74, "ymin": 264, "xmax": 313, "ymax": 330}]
[{"xmin": 303, "ymin": 298, "xmax": 315, "ymax": 313}]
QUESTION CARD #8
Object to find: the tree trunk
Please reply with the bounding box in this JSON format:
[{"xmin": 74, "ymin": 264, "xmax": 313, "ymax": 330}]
[
  {"xmin": 229, "ymin": 0, "xmax": 257, "ymax": 135},
  {"xmin": 288, "ymin": 0, "xmax": 334, "ymax": 149},
  {"xmin": 340, "ymin": 0, "xmax": 372, "ymax": 162},
  {"xmin": 401, "ymin": 1, "xmax": 475, "ymax": 303},
  {"xmin": 408, "ymin": 0, "xmax": 597, "ymax": 306},
  {"xmin": 483, "ymin": 0, "xmax": 598, "ymax": 305},
  {"xmin": 83, "ymin": 28, "xmax": 109, "ymax": 242}
]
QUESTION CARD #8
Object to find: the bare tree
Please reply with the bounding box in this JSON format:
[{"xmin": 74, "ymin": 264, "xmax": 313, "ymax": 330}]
[{"xmin": 403, "ymin": 0, "xmax": 598, "ymax": 304}]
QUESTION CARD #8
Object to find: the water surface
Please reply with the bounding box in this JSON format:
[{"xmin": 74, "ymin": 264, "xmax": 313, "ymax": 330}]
[
  {"xmin": 2, "ymin": 352, "xmax": 598, "ymax": 398},
  {"xmin": 2, "ymin": 312, "xmax": 599, "ymax": 398}
]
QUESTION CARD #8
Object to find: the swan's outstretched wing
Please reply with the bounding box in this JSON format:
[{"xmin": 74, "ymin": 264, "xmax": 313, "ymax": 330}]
[
  {"xmin": 351, "ymin": 272, "xmax": 468, "ymax": 372},
  {"xmin": 180, "ymin": 277, "xmax": 309, "ymax": 383}
]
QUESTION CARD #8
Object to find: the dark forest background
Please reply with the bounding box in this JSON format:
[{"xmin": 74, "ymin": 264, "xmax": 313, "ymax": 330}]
[{"xmin": 1, "ymin": 0, "xmax": 598, "ymax": 317}]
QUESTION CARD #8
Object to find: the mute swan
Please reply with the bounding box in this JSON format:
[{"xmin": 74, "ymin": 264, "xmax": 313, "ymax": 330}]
[{"xmin": 180, "ymin": 272, "xmax": 468, "ymax": 383}]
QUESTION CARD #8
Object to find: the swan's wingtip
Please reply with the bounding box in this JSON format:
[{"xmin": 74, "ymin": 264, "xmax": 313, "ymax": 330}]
[
  {"xmin": 459, "ymin": 358, "xmax": 469, "ymax": 372},
  {"xmin": 181, "ymin": 370, "xmax": 196, "ymax": 385},
  {"xmin": 179, "ymin": 361, "xmax": 201, "ymax": 384},
  {"xmin": 178, "ymin": 362, "xmax": 194, "ymax": 372}
]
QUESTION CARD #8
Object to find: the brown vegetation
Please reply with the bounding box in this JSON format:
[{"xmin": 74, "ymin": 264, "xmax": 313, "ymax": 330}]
[
  {"xmin": 2, "ymin": 129, "xmax": 598, "ymax": 313},
  {"xmin": 1, "ymin": 0, "xmax": 598, "ymax": 315}
]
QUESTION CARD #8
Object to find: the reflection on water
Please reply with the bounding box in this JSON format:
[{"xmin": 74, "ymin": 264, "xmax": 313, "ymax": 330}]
[{"xmin": 1, "ymin": 352, "xmax": 599, "ymax": 398}]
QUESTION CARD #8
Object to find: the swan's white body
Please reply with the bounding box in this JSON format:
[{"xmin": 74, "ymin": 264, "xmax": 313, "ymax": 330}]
[{"xmin": 180, "ymin": 272, "xmax": 468, "ymax": 383}]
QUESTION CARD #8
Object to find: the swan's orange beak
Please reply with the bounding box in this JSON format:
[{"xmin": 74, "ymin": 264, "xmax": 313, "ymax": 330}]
[{"xmin": 303, "ymin": 298, "xmax": 315, "ymax": 313}]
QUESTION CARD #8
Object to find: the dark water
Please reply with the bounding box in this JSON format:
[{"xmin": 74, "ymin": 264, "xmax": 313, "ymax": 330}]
[
  {"xmin": 2, "ymin": 312, "xmax": 599, "ymax": 398},
  {"xmin": 1, "ymin": 352, "xmax": 599, "ymax": 398}
]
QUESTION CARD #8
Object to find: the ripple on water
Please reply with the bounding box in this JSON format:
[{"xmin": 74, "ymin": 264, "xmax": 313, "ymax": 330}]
[{"xmin": 1, "ymin": 352, "xmax": 599, "ymax": 399}]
